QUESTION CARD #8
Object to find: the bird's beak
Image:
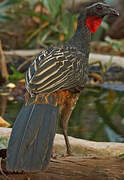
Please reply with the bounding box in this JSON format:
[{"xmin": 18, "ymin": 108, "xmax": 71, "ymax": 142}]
[{"xmin": 108, "ymin": 7, "xmax": 119, "ymax": 16}]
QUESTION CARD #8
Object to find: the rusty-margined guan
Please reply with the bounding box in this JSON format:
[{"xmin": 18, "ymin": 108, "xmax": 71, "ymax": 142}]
[{"xmin": 6, "ymin": 2, "xmax": 119, "ymax": 172}]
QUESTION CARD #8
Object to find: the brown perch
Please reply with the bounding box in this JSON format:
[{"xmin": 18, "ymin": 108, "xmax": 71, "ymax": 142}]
[
  {"xmin": 0, "ymin": 128, "xmax": 124, "ymax": 179},
  {"xmin": 1, "ymin": 156, "xmax": 124, "ymax": 180}
]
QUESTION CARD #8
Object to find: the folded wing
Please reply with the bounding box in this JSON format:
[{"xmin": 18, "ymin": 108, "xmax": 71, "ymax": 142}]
[{"xmin": 26, "ymin": 46, "xmax": 85, "ymax": 95}]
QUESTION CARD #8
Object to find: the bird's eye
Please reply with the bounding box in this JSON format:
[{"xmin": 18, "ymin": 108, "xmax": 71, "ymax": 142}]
[{"xmin": 96, "ymin": 6, "xmax": 102, "ymax": 11}]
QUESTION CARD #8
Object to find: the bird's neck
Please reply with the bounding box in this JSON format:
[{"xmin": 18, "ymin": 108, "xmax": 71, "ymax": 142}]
[
  {"xmin": 70, "ymin": 25, "xmax": 91, "ymax": 57},
  {"xmin": 65, "ymin": 12, "xmax": 102, "ymax": 58},
  {"xmin": 66, "ymin": 14, "xmax": 91, "ymax": 58}
]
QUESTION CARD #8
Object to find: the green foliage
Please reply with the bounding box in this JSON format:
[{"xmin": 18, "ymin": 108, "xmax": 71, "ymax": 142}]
[
  {"xmin": 60, "ymin": 11, "xmax": 77, "ymax": 39},
  {"xmin": 9, "ymin": 66, "xmax": 25, "ymax": 81},
  {"xmin": 105, "ymin": 36, "xmax": 124, "ymax": 52},
  {"xmin": 0, "ymin": 137, "xmax": 9, "ymax": 148},
  {"xmin": 0, "ymin": 0, "xmax": 20, "ymax": 21},
  {"xmin": 19, "ymin": 0, "xmax": 77, "ymax": 48},
  {"xmin": 42, "ymin": 0, "xmax": 65, "ymax": 17},
  {"xmin": 119, "ymin": 154, "xmax": 124, "ymax": 158}
]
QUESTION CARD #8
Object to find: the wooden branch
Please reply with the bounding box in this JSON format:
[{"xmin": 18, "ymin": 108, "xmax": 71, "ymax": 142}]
[
  {"xmin": 4, "ymin": 49, "xmax": 124, "ymax": 68},
  {"xmin": 0, "ymin": 41, "xmax": 8, "ymax": 82},
  {"xmin": 0, "ymin": 30, "xmax": 17, "ymax": 37},
  {"xmin": 4, "ymin": 49, "xmax": 42, "ymax": 57}
]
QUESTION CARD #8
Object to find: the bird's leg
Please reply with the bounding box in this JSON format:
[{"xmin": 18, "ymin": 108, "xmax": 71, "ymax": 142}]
[
  {"xmin": 59, "ymin": 92, "xmax": 80, "ymax": 155},
  {"xmin": 60, "ymin": 109, "xmax": 73, "ymax": 155}
]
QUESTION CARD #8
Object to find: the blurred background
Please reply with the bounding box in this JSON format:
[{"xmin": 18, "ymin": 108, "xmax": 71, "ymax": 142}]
[{"xmin": 0, "ymin": 0, "xmax": 124, "ymax": 148}]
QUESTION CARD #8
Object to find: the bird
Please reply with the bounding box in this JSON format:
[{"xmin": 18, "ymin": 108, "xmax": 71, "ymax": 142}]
[{"xmin": 6, "ymin": 2, "xmax": 119, "ymax": 172}]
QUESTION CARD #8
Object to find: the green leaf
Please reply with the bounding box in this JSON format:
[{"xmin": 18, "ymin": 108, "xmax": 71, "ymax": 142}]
[
  {"xmin": 119, "ymin": 154, "xmax": 124, "ymax": 158},
  {"xmin": 42, "ymin": 0, "xmax": 65, "ymax": 17},
  {"xmin": 0, "ymin": 0, "xmax": 20, "ymax": 22},
  {"xmin": 0, "ymin": 137, "xmax": 9, "ymax": 148},
  {"xmin": 9, "ymin": 66, "xmax": 25, "ymax": 81},
  {"xmin": 19, "ymin": 10, "xmax": 54, "ymax": 23},
  {"xmin": 0, "ymin": 0, "xmax": 19, "ymax": 8},
  {"xmin": 26, "ymin": 0, "xmax": 39, "ymax": 9},
  {"xmin": 60, "ymin": 11, "xmax": 76, "ymax": 39},
  {"xmin": 0, "ymin": 15, "xmax": 13, "ymax": 21}
]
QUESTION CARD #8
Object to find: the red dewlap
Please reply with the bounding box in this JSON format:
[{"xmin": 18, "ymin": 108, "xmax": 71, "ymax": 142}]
[{"xmin": 86, "ymin": 16, "xmax": 102, "ymax": 33}]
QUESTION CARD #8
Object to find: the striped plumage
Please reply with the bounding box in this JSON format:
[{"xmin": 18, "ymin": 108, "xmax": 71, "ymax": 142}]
[
  {"xmin": 7, "ymin": 2, "xmax": 119, "ymax": 172},
  {"xmin": 26, "ymin": 46, "xmax": 88, "ymax": 95}
]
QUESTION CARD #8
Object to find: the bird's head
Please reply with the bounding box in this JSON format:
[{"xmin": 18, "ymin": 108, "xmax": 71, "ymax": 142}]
[
  {"xmin": 86, "ymin": 2, "xmax": 119, "ymax": 18},
  {"xmin": 78, "ymin": 2, "xmax": 119, "ymax": 33}
]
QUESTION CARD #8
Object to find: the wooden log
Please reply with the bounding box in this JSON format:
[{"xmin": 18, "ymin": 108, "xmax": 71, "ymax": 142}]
[
  {"xmin": 0, "ymin": 127, "xmax": 124, "ymax": 179},
  {"xmin": 1, "ymin": 153, "xmax": 124, "ymax": 179},
  {"xmin": 89, "ymin": 53, "xmax": 124, "ymax": 68},
  {"xmin": 0, "ymin": 127, "xmax": 124, "ymax": 157}
]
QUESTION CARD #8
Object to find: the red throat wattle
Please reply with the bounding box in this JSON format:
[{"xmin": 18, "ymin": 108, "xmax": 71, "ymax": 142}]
[{"xmin": 86, "ymin": 16, "xmax": 102, "ymax": 33}]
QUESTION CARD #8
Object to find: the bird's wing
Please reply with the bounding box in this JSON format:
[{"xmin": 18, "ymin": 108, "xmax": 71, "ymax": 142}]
[{"xmin": 26, "ymin": 46, "xmax": 86, "ymax": 95}]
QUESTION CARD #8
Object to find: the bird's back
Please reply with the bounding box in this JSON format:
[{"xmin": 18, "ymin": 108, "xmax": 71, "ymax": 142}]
[{"xmin": 26, "ymin": 45, "xmax": 88, "ymax": 95}]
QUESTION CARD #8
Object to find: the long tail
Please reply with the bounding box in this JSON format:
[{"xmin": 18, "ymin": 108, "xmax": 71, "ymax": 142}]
[{"xmin": 6, "ymin": 102, "xmax": 59, "ymax": 172}]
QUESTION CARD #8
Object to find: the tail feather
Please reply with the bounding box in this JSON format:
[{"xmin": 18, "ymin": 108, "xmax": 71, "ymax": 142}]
[{"xmin": 7, "ymin": 103, "xmax": 59, "ymax": 172}]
